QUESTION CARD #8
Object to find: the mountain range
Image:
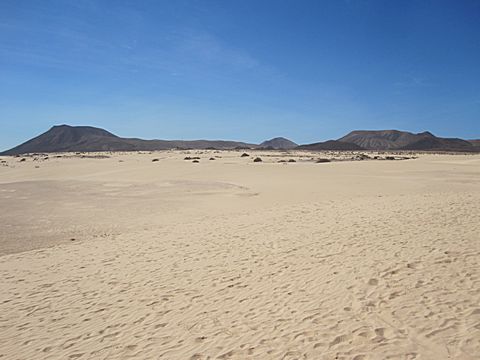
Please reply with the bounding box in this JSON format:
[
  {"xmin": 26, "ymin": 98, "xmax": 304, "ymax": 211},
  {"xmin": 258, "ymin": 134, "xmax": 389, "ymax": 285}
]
[{"xmin": 1, "ymin": 125, "xmax": 479, "ymax": 155}]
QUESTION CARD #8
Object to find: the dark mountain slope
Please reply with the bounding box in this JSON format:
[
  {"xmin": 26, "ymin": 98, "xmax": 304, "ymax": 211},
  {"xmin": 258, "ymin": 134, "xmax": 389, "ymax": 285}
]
[
  {"xmin": 468, "ymin": 139, "xmax": 480, "ymax": 147},
  {"xmin": 399, "ymin": 136, "xmax": 475, "ymax": 151},
  {"xmin": 297, "ymin": 140, "xmax": 364, "ymax": 151}
]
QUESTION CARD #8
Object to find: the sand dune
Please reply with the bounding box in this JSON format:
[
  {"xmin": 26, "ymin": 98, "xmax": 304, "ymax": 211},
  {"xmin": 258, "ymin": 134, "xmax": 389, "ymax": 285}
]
[{"xmin": 1, "ymin": 150, "xmax": 479, "ymax": 359}]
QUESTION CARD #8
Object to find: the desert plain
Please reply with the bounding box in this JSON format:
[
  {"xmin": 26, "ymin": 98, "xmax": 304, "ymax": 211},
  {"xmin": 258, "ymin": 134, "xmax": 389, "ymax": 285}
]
[{"xmin": 0, "ymin": 150, "xmax": 479, "ymax": 359}]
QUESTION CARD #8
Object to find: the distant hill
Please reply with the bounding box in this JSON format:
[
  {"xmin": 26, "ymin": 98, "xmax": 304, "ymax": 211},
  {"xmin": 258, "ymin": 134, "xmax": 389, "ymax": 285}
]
[
  {"xmin": 297, "ymin": 140, "xmax": 364, "ymax": 151},
  {"xmin": 0, "ymin": 125, "xmax": 256, "ymax": 155},
  {"xmin": 338, "ymin": 130, "xmax": 478, "ymax": 152},
  {"xmin": 259, "ymin": 137, "xmax": 297, "ymax": 149}
]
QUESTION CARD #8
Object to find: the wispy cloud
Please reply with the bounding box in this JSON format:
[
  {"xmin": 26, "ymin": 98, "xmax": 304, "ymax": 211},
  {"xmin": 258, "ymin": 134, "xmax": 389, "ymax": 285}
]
[
  {"xmin": 0, "ymin": 2, "xmax": 260, "ymax": 77},
  {"xmin": 171, "ymin": 29, "xmax": 259, "ymax": 70}
]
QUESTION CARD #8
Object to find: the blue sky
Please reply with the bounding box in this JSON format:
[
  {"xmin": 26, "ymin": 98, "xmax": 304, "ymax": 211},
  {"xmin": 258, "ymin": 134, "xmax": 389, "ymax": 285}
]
[{"xmin": 1, "ymin": 0, "xmax": 479, "ymax": 149}]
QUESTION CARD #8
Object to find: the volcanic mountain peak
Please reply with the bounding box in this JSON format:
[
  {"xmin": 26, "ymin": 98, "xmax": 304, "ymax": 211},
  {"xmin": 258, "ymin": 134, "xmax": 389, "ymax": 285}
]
[
  {"xmin": 337, "ymin": 129, "xmax": 477, "ymax": 151},
  {"xmin": 339, "ymin": 130, "xmax": 416, "ymax": 149},
  {"xmin": 50, "ymin": 124, "xmax": 117, "ymax": 138},
  {"xmin": 259, "ymin": 137, "xmax": 297, "ymax": 149}
]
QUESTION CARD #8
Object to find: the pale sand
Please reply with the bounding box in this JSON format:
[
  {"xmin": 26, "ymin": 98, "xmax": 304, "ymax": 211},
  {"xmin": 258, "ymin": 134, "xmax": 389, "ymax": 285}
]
[{"xmin": 0, "ymin": 150, "xmax": 479, "ymax": 359}]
